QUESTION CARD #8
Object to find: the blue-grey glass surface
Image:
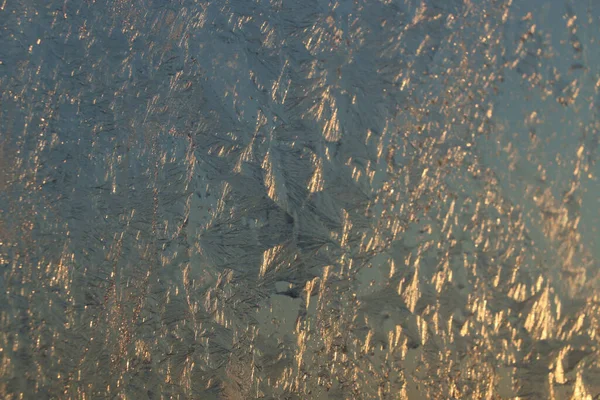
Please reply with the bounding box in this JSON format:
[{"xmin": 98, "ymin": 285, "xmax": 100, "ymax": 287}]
[{"xmin": 0, "ymin": 0, "xmax": 599, "ymax": 398}]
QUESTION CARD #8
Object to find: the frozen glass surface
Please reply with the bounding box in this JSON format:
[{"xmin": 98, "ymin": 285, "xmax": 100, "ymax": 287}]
[{"xmin": 0, "ymin": 0, "xmax": 599, "ymax": 398}]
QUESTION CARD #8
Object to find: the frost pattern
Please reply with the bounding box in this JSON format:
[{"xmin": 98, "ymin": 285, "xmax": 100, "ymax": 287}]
[{"xmin": 0, "ymin": 0, "xmax": 599, "ymax": 399}]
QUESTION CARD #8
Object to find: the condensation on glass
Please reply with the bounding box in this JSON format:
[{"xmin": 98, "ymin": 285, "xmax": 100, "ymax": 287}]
[{"xmin": 0, "ymin": 0, "xmax": 599, "ymax": 399}]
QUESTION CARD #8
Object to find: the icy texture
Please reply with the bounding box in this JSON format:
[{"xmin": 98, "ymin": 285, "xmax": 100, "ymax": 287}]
[{"xmin": 0, "ymin": 0, "xmax": 599, "ymax": 399}]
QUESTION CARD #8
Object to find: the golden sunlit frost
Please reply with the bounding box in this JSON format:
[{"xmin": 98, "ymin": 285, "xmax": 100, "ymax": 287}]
[{"xmin": 0, "ymin": 0, "xmax": 599, "ymax": 399}]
